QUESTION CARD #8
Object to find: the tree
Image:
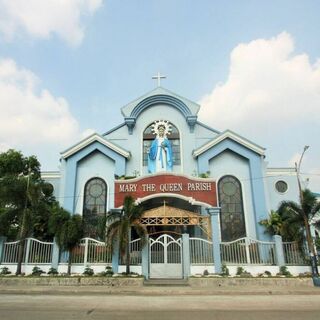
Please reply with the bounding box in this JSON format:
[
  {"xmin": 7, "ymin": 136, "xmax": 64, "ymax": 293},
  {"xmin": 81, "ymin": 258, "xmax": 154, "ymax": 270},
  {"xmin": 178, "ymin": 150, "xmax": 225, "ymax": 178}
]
[
  {"xmin": 106, "ymin": 196, "xmax": 147, "ymax": 274},
  {"xmin": 49, "ymin": 206, "xmax": 83, "ymax": 275},
  {"xmin": 259, "ymin": 210, "xmax": 283, "ymax": 236},
  {"xmin": 0, "ymin": 149, "xmax": 56, "ymax": 274},
  {"xmin": 278, "ymin": 189, "xmax": 320, "ymax": 273}
]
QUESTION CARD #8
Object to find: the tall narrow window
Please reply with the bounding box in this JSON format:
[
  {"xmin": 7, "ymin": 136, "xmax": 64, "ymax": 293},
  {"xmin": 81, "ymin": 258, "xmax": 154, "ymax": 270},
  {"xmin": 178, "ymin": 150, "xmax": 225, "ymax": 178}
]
[
  {"xmin": 218, "ymin": 175, "xmax": 246, "ymax": 241},
  {"xmin": 83, "ymin": 178, "xmax": 107, "ymax": 238},
  {"xmin": 143, "ymin": 121, "xmax": 180, "ymax": 167}
]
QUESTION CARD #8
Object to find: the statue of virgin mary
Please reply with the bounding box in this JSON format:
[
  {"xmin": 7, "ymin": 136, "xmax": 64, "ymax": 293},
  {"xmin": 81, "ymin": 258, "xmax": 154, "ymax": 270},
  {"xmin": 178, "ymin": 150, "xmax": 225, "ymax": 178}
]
[{"xmin": 147, "ymin": 120, "xmax": 173, "ymax": 173}]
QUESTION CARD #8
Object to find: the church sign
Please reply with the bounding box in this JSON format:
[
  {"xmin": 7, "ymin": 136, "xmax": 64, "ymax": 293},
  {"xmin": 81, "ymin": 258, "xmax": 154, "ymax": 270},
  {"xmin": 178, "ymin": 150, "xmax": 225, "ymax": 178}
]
[{"xmin": 114, "ymin": 174, "xmax": 217, "ymax": 207}]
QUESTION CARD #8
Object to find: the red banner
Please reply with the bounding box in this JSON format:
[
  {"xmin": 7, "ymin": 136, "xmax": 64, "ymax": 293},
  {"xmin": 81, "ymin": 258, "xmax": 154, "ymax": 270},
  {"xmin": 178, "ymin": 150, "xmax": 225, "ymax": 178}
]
[{"xmin": 114, "ymin": 173, "xmax": 217, "ymax": 207}]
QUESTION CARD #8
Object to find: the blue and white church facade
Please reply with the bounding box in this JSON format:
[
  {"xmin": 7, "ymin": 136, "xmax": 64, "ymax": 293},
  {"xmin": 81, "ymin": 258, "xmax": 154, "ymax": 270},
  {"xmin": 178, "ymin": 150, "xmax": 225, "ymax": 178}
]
[{"xmin": 42, "ymin": 86, "xmax": 302, "ymax": 277}]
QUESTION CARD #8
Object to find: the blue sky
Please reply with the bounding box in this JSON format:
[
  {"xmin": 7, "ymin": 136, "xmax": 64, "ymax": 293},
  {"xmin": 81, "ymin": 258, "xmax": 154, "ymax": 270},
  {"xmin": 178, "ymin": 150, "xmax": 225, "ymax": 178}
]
[{"xmin": 0, "ymin": 0, "xmax": 319, "ymax": 190}]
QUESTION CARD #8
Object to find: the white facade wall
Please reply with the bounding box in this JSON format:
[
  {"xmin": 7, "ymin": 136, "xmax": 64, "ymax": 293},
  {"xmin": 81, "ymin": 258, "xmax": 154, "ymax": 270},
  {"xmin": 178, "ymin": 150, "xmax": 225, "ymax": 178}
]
[{"xmin": 266, "ymin": 169, "xmax": 299, "ymax": 211}]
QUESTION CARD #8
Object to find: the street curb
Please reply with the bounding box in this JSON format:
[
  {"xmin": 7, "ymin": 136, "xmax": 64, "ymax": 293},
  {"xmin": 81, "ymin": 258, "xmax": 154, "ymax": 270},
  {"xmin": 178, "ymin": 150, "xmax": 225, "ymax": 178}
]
[{"xmin": 0, "ymin": 286, "xmax": 319, "ymax": 296}]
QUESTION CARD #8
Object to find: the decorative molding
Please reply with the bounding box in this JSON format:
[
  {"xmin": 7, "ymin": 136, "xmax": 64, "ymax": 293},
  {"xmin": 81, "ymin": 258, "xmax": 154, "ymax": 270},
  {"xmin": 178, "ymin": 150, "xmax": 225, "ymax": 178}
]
[
  {"xmin": 124, "ymin": 117, "xmax": 136, "ymax": 135},
  {"xmin": 193, "ymin": 130, "xmax": 265, "ymax": 158},
  {"xmin": 60, "ymin": 133, "xmax": 130, "ymax": 159},
  {"xmin": 266, "ymin": 167, "xmax": 296, "ymax": 176},
  {"xmin": 125, "ymin": 94, "xmax": 197, "ymax": 134},
  {"xmin": 41, "ymin": 171, "xmax": 60, "ymax": 179}
]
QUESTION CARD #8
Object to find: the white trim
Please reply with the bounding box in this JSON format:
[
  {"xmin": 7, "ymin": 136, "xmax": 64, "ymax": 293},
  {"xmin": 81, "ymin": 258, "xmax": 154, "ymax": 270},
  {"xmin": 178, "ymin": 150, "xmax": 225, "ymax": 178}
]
[
  {"xmin": 193, "ymin": 130, "xmax": 265, "ymax": 158},
  {"xmin": 135, "ymin": 192, "xmax": 213, "ymax": 208},
  {"xmin": 41, "ymin": 171, "xmax": 60, "ymax": 179},
  {"xmin": 60, "ymin": 133, "xmax": 130, "ymax": 159},
  {"xmin": 266, "ymin": 167, "xmax": 296, "ymax": 176}
]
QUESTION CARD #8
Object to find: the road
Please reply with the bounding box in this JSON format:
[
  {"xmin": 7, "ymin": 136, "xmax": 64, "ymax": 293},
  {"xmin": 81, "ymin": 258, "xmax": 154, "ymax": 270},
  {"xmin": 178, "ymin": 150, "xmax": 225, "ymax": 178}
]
[{"xmin": 0, "ymin": 294, "xmax": 319, "ymax": 320}]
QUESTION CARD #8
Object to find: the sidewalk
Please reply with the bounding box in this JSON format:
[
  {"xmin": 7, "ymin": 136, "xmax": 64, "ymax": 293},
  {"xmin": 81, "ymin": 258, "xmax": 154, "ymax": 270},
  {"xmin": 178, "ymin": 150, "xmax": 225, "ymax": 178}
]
[{"xmin": 1, "ymin": 284, "xmax": 320, "ymax": 296}]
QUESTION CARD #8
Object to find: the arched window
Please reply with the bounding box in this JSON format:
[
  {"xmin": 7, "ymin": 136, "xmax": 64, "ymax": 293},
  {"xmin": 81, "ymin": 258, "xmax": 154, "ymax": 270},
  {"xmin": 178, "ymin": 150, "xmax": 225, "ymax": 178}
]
[
  {"xmin": 143, "ymin": 122, "xmax": 180, "ymax": 167},
  {"xmin": 83, "ymin": 178, "xmax": 107, "ymax": 238},
  {"xmin": 218, "ymin": 175, "xmax": 246, "ymax": 241}
]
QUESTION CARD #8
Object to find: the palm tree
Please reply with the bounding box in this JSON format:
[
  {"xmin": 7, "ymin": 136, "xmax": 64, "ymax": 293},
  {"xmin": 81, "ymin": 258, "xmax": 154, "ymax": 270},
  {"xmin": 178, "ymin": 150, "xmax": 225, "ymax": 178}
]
[
  {"xmin": 49, "ymin": 206, "xmax": 83, "ymax": 275},
  {"xmin": 259, "ymin": 210, "xmax": 283, "ymax": 236},
  {"xmin": 106, "ymin": 196, "xmax": 147, "ymax": 274},
  {"xmin": 278, "ymin": 189, "xmax": 320, "ymax": 274}
]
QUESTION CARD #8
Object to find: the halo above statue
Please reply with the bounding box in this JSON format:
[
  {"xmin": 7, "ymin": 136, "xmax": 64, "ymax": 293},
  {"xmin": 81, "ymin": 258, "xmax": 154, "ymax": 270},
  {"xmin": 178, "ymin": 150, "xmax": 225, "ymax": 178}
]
[{"xmin": 151, "ymin": 120, "xmax": 172, "ymax": 137}]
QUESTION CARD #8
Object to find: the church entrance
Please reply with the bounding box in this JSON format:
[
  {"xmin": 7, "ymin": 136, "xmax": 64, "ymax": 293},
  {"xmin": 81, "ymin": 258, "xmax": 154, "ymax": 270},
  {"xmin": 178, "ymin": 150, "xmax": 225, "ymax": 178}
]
[
  {"xmin": 136, "ymin": 197, "xmax": 211, "ymax": 278},
  {"xmin": 149, "ymin": 234, "xmax": 182, "ymax": 279}
]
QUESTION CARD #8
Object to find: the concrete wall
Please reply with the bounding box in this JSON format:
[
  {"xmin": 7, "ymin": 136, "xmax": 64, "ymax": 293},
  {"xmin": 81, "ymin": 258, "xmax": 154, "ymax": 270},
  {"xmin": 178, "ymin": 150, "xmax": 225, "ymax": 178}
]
[{"xmin": 265, "ymin": 168, "xmax": 299, "ymax": 211}]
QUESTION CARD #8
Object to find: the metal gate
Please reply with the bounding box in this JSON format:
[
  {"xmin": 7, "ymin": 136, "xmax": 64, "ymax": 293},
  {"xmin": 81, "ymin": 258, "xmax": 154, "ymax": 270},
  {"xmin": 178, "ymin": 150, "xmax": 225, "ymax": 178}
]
[{"xmin": 149, "ymin": 234, "xmax": 182, "ymax": 279}]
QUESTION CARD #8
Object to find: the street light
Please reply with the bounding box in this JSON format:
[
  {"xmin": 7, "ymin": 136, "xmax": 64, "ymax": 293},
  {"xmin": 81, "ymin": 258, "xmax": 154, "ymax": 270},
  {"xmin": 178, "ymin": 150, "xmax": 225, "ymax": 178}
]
[{"xmin": 295, "ymin": 146, "xmax": 319, "ymax": 277}]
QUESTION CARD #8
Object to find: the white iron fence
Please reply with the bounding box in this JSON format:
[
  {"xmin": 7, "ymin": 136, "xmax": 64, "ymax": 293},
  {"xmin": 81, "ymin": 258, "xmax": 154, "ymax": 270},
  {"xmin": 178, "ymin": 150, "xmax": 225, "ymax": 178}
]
[
  {"xmin": 0, "ymin": 236, "xmax": 310, "ymax": 269},
  {"xmin": 189, "ymin": 238, "xmax": 213, "ymax": 265},
  {"xmin": 119, "ymin": 238, "xmax": 142, "ymax": 265},
  {"xmin": 2, "ymin": 238, "xmax": 53, "ymax": 264},
  {"xmin": 28, "ymin": 238, "xmax": 53, "ymax": 264},
  {"xmin": 67, "ymin": 238, "xmax": 112, "ymax": 264},
  {"xmin": 2, "ymin": 240, "xmax": 26, "ymax": 263},
  {"xmin": 220, "ymin": 237, "xmax": 276, "ymax": 265},
  {"xmin": 283, "ymin": 241, "xmax": 307, "ymax": 265}
]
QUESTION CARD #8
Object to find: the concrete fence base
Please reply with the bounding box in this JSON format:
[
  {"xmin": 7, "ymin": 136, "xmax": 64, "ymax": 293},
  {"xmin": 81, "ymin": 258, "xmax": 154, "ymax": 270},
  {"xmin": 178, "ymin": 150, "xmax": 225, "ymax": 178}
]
[
  {"xmin": 188, "ymin": 277, "xmax": 314, "ymax": 288},
  {"xmin": 0, "ymin": 276, "xmax": 144, "ymax": 287}
]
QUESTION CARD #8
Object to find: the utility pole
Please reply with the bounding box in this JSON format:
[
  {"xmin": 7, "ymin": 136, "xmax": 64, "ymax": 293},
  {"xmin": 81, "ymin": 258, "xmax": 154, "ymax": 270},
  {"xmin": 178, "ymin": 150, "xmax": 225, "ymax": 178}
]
[{"xmin": 16, "ymin": 165, "xmax": 32, "ymax": 275}]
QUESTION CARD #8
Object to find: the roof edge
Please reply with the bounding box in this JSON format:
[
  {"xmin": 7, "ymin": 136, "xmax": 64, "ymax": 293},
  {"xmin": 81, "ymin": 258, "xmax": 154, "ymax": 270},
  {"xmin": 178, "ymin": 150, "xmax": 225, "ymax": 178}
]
[
  {"xmin": 193, "ymin": 129, "xmax": 265, "ymax": 158},
  {"xmin": 60, "ymin": 133, "xmax": 130, "ymax": 159}
]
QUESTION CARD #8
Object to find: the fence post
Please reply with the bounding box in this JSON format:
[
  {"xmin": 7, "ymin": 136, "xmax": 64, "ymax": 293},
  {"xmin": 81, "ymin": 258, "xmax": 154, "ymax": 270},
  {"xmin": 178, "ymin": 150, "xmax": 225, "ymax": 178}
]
[
  {"xmin": 141, "ymin": 235, "xmax": 149, "ymax": 279},
  {"xmin": 273, "ymin": 235, "xmax": 285, "ymax": 266},
  {"xmin": 0, "ymin": 236, "xmax": 7, "ymax": 264},
  {"xmin": 112, "ymin": 240, "xmax": 119, "ymax": 274},
  {"xmin": 182, "ymin": 233, "xmax": 190, "ymax": 279},
  {"xmin": 84, "ymin": 238, "xmax": 89, "ymax": 266},
  {"xmin": 245, "ymin": 238, "xmax": 251, "ymax": 264},
  {"xmin": 51, "ymin": 238, "xmax": 60, "ymax": 269},
  {"xmin": 207, "ymin": 207, "xmax": 222, "ymax": 273},
  {"xmin": 25, "ymin": 238, "xmax": 31, "ymax": 265}
]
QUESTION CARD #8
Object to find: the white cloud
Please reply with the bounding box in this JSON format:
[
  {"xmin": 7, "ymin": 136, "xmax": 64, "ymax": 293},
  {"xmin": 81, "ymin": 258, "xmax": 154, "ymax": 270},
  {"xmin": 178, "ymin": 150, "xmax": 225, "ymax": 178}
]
[
  {"xmin": 0, "ymin": 58, "xmax": 81, "ymax": 167},
  {"xmin": 199, "ymin": 32, "xmax": 320, "ymax": 190},
  {"xmin": 0, "ymin": 0, "xmax": 103, "ymax": 46}
]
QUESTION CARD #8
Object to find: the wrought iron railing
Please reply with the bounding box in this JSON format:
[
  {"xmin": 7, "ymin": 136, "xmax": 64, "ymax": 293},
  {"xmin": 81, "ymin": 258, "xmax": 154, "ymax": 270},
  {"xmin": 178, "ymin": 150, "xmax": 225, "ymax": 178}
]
[
  {"xmin": 189, "ymin": 238, "xmax": 213, "ymax": 265},
  {"xmin": 283, "ymin": 241, "xmax": 307, "ymax": 265},
  {"xmin": 220, "ymin": 237, "xmax": 276, "ymax": 265}
]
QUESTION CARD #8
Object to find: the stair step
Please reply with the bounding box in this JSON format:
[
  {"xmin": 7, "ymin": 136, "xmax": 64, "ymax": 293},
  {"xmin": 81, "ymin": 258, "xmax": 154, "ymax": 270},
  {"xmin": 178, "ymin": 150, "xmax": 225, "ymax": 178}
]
[{"xmin": 144, "ymin": 279, "xmax": 190, "ymax": 287}]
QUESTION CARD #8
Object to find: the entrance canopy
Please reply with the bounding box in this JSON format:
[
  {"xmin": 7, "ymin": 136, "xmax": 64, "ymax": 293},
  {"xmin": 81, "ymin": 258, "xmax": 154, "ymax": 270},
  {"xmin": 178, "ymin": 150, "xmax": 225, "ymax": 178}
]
[{"xmin": 140, "ymin": 204, "xmax": 211, "ymax": 238}]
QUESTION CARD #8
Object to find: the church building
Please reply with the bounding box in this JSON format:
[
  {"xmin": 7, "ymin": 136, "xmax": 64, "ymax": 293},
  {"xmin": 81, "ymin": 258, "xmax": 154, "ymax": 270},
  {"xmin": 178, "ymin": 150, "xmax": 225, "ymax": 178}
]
[{"xmin": 42, "ymin": 83, "xmax": 301, "ymax": 278}]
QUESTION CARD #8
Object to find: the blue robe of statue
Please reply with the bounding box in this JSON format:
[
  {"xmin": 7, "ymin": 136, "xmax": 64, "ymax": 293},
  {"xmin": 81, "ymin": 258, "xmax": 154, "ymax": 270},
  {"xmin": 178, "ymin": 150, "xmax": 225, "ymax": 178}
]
[{"xmin": 148, "ymin": 137, "xmax": 173, "ymax": 173}]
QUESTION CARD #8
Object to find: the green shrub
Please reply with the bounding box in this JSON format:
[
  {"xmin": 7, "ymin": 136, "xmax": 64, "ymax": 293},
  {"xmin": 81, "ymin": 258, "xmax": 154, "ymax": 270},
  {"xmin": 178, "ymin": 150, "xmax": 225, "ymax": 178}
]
[
  {"xmin": 203, "ymin": 269, "xmax": 209, "ymax": 276},
  {"xmin": 47, "ymin": 267, "xmax": 58, "ymax": 275},
  {"xmin": 221, "ymin": 264, "xmax": 229, "ymax": 276},
  {"xmin": 0, "ymin": 267, "xmax": 11, "ymax": 275},
  {"xmin": 32, "ymin": 266, "xmax": 45, "ymax": 276},
  {"xmin": 105, "ymin": 266, "xmax": 114, "ymax": 276},
  {"xmin": 83, "ymin": 266, "xmax": 94, "ymax": 276},
  {"xmin": 278, "ymin": 266, "xmax": 292, "ymax": 277},
  {"xmin": 236, "ymin": 267, "xmax": 245, "ymax": 275}
]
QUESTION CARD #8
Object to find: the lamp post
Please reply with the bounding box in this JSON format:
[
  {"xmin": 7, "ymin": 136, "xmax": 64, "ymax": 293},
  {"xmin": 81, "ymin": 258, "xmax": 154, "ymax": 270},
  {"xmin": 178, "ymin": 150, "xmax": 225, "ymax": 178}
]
[{"xmin": 295, "ymin": 146, "xmax": 319, "ymax": 277}]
